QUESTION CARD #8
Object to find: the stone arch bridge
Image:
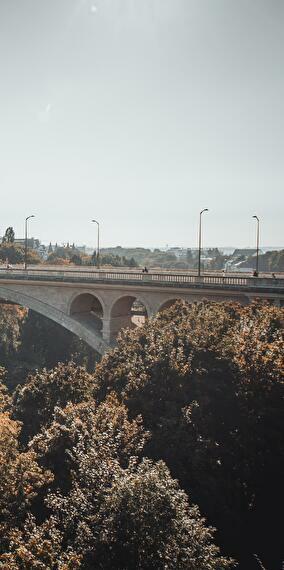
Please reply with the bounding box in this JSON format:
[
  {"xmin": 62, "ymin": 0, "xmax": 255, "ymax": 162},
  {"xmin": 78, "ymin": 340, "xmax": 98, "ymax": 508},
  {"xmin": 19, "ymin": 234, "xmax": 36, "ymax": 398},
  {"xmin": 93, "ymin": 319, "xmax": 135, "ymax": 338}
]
[{"xmin": 0, "ymin": 267, "xmax": 283, "ymax": 355}]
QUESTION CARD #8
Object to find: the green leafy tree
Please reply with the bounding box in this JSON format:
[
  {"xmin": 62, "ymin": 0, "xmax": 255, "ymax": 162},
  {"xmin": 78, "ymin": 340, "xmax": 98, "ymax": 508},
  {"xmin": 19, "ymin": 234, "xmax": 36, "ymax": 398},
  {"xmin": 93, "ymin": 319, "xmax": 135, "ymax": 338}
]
[{"xmin": 2, "ymin": 227, "xmax": 15, "ymax": 243}]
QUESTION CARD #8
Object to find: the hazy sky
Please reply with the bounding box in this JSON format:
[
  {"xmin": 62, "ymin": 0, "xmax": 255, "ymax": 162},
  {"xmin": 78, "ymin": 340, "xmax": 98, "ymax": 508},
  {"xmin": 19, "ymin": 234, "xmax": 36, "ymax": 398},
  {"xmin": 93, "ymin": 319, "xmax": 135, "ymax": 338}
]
[{"xmin": 0, "ymin": 0, "xmax": 283, "ymax": 248}]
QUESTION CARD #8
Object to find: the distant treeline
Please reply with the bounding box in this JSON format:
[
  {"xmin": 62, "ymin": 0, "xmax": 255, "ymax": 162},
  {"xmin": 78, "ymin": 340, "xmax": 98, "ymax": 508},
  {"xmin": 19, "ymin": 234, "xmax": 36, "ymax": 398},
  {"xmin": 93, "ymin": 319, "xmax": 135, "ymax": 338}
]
[{"xmin": 1, "ymin": 227, "xmax": 283, "ymax": 272}]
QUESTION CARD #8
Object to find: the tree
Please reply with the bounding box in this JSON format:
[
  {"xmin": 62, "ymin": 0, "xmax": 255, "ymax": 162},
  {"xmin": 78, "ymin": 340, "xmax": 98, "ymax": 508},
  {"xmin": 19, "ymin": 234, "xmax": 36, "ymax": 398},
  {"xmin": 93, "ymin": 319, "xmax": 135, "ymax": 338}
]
[
  {"xmin": 90, "ymin": 250, "xmax": 98, "ymax": 265},
  {"xmin": 0, "ymin": 244, "xmax": 24, "ymax": 264},
  {"xmin": 96, "ymin": 459, "xmax": 233, "ymax": 570},
  {"xmin": 93, "ymin": 301, "xmax": 284, "ymax": 568},
  {"xmin": 0, "ymin": 369, "xmax": 11, "ymax": 412},
  {"xmin": 48, "ymin": 242, "xmax": 53, "ymax": 254},
  {"xmin": 25, "ymin": 396, "xmax": 232, "ymax": 569},
  {"xmin": 27, "ymin": 249, "xmax": 41, "ymax": 264},
  {"xmin": 0, "ymin": 515, "xmax": 81, "ymax": 569},
  {"xmin": 0, "ymin": 306, "xmax": 98, "ymax": 392},
  {"xmin": 0, "ymin": 411, "xmax": 52, "ymax": 552},
  {"xmin": 186, "ymin": 248, "xmax": 193, "ymax": 263},
  {"xmin": 207, "ymin": 248, "xmax": 221, "ymax": 257},
  {"xmin": 13, "ymin": 362, "xmax": 96, "ymax": 442},
  {"xmin": 238, "ymin": 249, "xmax": 284, "ymax": 272},
  {"xmin": 2, "ymin": 227, "xmax": 15, "ymax": 243},
  {"xmin": 30, "ymin": 394, "xmax": 147, "ymax": 492},
  {"xmin": 0, "ymin": 243, "xmax": 40, "ymax": 265},
  {"xmin": 0, "ymin": 304, "xmax": 26, "ymax": 366},
  {"xmin": 70, "ymin": 254, "xmax": 82, "ymax": 265}
]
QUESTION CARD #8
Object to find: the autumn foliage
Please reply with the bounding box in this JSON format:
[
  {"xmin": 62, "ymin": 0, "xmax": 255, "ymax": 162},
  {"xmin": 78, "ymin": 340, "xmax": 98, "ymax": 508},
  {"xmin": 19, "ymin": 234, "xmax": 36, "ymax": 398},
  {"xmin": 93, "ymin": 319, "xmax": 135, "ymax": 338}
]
[{"xmin": 0, "ymin": 300, "xmax": 283, "ymax": 569}]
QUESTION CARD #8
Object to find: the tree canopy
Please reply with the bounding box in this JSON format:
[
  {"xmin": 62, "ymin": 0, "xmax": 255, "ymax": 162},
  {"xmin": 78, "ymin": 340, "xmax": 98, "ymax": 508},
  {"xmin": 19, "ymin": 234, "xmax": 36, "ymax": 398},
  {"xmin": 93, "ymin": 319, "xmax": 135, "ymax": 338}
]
[
  {"xmin": 93, "ymin": 300, "xmax": 284, "ymax": 569},
  {"xmin": 0, "ymin": 299, "xmax": 283, "ymax": 568}
]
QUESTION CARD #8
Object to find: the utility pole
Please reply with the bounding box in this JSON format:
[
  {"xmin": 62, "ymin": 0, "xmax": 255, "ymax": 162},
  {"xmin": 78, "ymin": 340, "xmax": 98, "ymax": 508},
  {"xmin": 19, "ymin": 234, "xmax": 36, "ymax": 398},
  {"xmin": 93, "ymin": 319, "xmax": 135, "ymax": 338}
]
[
  {"xmin": 252, "ymin": 215, "xmax": 260, "ymax": 276},
  {"xmin": 198, "ymin": 208, "xmax": 209, "ymax": 277},
  {"xmin": 25, "ymin": 215, "xmax": 35, "ymax": 270},
  {"xmin": 91, "ymin": 219, "xmax": 100, "ymax": 269}
]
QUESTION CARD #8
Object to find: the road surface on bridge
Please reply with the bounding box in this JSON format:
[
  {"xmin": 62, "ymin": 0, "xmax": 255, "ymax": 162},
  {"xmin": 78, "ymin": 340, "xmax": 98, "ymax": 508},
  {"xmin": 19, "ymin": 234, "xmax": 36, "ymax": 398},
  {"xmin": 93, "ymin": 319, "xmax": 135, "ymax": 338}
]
[{"xmin": 0, "ymin": 265, "xmax": 283, "ymax": 293}]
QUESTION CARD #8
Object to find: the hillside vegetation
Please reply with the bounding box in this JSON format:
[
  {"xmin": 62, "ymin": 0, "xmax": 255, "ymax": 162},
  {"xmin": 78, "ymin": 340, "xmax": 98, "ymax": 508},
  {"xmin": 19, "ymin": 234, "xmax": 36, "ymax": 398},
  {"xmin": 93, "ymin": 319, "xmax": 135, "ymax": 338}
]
[{"xmin": 0, "ymin": 300, "xmax": 283, "ymax": 569}]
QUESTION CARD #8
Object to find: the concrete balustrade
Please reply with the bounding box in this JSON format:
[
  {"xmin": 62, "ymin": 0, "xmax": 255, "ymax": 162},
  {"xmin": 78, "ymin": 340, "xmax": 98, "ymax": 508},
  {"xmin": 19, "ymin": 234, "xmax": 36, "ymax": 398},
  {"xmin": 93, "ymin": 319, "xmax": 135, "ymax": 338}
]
[{"xmin": 0, "ymin": 268, "xmax": 283, "ymax": 354}]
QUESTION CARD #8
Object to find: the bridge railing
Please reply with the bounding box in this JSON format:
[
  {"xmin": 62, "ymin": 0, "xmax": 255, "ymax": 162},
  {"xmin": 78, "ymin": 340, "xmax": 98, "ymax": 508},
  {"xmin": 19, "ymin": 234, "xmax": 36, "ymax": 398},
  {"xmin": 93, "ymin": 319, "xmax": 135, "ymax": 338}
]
[{"xmin": 0, "ymin": 267, "xmax": 283, "ymax": 289}]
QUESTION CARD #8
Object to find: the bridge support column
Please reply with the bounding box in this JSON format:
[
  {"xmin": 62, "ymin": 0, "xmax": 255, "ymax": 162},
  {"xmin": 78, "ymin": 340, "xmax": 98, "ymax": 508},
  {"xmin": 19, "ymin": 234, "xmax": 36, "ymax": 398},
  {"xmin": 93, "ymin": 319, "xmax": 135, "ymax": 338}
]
[{"xmin": 102, "ymin": 318, "xmax": 112, "ymax": 344}]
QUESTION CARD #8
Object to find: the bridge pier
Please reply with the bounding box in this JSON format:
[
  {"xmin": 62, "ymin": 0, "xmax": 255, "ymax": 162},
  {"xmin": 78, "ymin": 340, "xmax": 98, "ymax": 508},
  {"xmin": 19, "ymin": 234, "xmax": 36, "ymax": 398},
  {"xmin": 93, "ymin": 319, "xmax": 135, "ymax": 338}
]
[{"xmin": 102, "ymin": 318, "xmax": 112, "ymax": 344}]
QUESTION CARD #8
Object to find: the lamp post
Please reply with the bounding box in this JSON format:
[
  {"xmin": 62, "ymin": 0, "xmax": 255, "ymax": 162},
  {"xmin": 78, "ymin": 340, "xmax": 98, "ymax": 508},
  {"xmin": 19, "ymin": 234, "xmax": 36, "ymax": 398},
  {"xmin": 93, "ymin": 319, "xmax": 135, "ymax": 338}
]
[
  {"xmin": 91, "ymin": 219, "xmax": 100, "ymax": 269},
  {"xmin": 198, "ymin": 208, "xmax": 209, "ymax": 277},
  {"xmin": 252, "ymin": 215, "xmax": 260, "ymax": 276},
  {"xmin": 25, "ymin": 215, "xmax": 35, "ymax": 270}
]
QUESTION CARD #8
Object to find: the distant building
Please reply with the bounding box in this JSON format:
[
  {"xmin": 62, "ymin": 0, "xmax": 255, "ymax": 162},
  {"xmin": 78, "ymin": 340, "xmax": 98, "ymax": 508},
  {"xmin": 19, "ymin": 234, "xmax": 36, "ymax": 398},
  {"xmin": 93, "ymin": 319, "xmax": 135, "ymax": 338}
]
[
  {"xmin": 168, "ymin": 247, "xmax": 187, "ymax": 258},
  {"xmin": 12, "ymin": 238, "xmax": 47, "ymax": 259},
  {"xmin": 36, "ymin": 244, "xmax": 48, "ymax": 259},
  {"xmin": 232, "ymin": 248, "xmax": 261, "ymax": 258},
  {"xmin": 76, "ymin": 245, "xmax": 86, "ymax": 254},
  {"xmin": 201, "ymin": 256, "xmax": 213, "ymax": 267},
  {"xmin": 14, "ymin": 238, "xmax": 36, "ymax": 248}
]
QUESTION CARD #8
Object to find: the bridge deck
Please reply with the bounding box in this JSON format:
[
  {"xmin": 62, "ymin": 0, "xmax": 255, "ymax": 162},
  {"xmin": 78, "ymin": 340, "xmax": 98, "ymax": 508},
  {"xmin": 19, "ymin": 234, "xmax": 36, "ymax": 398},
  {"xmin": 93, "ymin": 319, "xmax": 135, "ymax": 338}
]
[{"xmin": 0, "ymin": 267, "xmax": 283, "ymax": 293}]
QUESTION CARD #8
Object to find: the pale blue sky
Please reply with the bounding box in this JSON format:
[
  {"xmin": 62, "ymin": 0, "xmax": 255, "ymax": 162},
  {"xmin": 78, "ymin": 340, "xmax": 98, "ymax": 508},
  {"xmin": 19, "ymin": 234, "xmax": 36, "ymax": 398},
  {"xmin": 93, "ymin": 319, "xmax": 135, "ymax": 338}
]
[{"xmin": 0, "ymin": 0, "xmax": 283, "ymax": 248}]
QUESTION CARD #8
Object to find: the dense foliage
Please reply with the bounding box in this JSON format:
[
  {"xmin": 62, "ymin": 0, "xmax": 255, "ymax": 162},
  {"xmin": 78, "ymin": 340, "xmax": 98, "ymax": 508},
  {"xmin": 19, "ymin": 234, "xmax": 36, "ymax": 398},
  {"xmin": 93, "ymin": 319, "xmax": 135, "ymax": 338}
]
[
  {"xmin": 0, "ymin": 243, "xmax": 41, "ymax": 265},
  {"xmin": 0, "ymin": 368, "xmax": 232, "ymax": 569},
  {"xmin": 0, "ymin": 300, "xmax": 283, "ymax": 568},
  {"xmin": 94, "ymin": 301, "xmax": 284, "ymax": 569}
]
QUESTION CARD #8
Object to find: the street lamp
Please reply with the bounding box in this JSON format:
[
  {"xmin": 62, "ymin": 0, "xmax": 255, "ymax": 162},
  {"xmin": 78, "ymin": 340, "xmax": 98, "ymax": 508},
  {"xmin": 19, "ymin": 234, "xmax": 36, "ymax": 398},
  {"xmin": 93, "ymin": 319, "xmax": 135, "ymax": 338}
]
[
  {"xmin": 252, "ymin": 215, "xmax": 260, "ymax": 276},
  {"xmin": 198, "ymin": 208, "xmax": 209, "ymax": 277},
  {"xmin": 25, "ymin": 215, "xmax": 35, "ymax": 270},
  {"xmin": 91, "ymin": 219, "xmax": 100, "ymax": 269}
]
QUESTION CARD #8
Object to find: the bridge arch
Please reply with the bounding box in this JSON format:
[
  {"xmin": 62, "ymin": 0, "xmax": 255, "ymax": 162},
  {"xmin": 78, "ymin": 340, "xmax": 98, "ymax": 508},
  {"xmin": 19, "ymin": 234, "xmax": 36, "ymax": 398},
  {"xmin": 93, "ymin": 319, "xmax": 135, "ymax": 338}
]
[
  {"xmin": 69, "ymin": 292, "xmax": 104, "ymax": 334},
  {"xmin": 0, "ymin": 285, "xmax": 108, "ymax": 355},
  {"xmin": 109, "ymin": 294, "xmax": 150, "ymax": 341}
]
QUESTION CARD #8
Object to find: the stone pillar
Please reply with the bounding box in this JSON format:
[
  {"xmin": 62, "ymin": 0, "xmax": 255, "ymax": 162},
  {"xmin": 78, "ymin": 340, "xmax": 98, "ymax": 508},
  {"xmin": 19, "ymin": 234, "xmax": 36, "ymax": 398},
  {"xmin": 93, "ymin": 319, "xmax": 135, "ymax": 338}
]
[{"xmin": 102, "ymin": 318, "xmax": 112, "ymax": 344}]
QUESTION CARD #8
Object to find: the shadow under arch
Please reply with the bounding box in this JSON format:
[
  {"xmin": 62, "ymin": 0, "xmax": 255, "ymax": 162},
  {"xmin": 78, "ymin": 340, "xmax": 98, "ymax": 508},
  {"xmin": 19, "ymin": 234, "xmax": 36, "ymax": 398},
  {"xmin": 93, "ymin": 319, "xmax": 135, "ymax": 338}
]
[
  {"xmin": 0, "ymin": 285, "xmax": 108, "ymax": 355},
  {"xmin": 110, "ymin": 295, "xmax": 149, "ymax": 341},
  {"xmin": 70, "ymin": 293, "xmax": 104, "ymax": 334}
]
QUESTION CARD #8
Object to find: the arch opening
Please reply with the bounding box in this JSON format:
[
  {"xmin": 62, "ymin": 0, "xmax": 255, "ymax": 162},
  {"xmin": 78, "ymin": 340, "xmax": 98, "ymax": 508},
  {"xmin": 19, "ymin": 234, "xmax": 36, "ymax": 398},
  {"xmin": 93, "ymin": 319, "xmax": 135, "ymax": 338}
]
[
  {"xmin": 110, "ymin": 295, "xmax": 148, "ymax": 341},
  {"xmin": 0, "ymin": 286, "xmax": 108, "ymax": 355},
  {"xmin": 70, "ymin": 293, "xmax": 103, "ymax": 334}
]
